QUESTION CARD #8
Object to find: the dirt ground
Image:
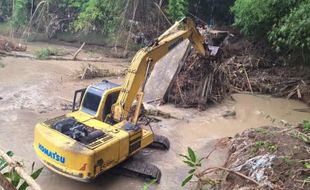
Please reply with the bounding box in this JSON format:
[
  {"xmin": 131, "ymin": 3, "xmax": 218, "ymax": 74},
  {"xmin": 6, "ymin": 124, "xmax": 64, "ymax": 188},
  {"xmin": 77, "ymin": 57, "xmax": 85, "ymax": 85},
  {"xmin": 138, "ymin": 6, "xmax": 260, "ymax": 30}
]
[{"xmin": 0, "ymin": 42, "xmax": 310, "ymax": 190}]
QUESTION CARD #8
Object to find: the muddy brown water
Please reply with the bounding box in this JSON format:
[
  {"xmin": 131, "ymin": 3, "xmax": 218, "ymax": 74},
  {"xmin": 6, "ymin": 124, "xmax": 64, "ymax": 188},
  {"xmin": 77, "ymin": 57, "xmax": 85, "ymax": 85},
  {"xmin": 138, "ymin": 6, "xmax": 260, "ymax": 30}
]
[{"xmin": 0, "ymin": 42, "xmax": 310, "ymax": 190}]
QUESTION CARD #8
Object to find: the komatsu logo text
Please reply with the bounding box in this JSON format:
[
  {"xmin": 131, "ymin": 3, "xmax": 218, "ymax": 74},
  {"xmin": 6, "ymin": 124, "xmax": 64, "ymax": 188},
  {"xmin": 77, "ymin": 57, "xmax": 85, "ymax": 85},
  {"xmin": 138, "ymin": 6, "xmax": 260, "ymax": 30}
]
[{"xmin": 38, "ymin": 144, "xmax": 65, "ymax": 164}]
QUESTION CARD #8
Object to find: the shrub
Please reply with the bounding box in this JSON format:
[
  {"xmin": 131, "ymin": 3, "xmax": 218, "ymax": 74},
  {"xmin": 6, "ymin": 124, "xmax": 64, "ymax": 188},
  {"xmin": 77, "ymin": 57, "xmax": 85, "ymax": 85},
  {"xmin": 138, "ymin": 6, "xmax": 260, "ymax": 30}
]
[
  {"xmin": 72, "ymin": 0, "xmax": 124, "ymax": 34},
  {"xmin": 231, "ymin": 0, "xmax": 310, "ymax": 64},
  {"xmin": 231, "ymin": 0, "xmax": 298, "ymax": 39},
  {"xmin": 269, "ymin": 1, "xmax": 310, "ymax": 63},
  {"xmin": 34, "ymin": 48, "xmax": 59, "ymax": 60}
]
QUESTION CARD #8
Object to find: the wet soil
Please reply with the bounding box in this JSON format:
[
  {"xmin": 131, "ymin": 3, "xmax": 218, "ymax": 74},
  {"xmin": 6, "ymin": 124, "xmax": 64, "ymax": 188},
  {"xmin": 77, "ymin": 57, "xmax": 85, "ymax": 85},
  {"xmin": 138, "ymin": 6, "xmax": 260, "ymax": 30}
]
[{"xmin": 0, "ymin": 42, "xmax": 310, "ymax": 190}]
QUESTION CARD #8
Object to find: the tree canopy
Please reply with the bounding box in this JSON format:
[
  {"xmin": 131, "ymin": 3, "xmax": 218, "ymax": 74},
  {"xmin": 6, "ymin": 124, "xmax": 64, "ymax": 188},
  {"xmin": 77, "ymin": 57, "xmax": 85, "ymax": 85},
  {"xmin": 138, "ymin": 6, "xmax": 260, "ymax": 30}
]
[{"xmin": 231, "ymin": 0, "xmax": 310, "ymax": 63}]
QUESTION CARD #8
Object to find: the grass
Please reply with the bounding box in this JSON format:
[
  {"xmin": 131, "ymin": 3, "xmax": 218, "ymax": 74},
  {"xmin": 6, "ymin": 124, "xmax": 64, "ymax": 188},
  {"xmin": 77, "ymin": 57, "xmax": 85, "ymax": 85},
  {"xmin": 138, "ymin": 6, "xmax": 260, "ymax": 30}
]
[
  {"xmin": 279, "ymin": 156, "xmax": 297, "ymax": 166},
  {"xmin": 250, "ymin": 140, "xmax": 278, "ymax": 156},
  {"xmin": 34, "ymin": 48, "xmax": 60, "ymax": 60},
  {"xmin": 139, "ymin": 179, "xmax": 157, "ymax": 190},
  {"xmin": 255, "ymin": 128, "xmax": 269, "ymax": 135}
]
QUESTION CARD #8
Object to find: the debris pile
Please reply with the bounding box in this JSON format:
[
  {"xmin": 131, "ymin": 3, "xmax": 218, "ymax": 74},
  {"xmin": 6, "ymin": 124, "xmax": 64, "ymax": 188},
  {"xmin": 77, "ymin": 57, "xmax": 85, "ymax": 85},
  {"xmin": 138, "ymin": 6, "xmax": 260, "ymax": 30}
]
[
  {"xmin": 167, "ymin": 51, "xmax": 230, "ymax": 110},
  {"xmin": 167, "ymin": 33, "xmax": 310, "ymax": 108},
  {"xmin": 75, "ymin": 64, "xmax": 125, "ymax": 79},
  {"xmin": 0, "ymin": 36, "xmax": 27, "ymax": 52},
  {"xmin": 220, "ymin": 126, "xmax": 310, "ymax": 189},
  {"xmin": 224, "ymin": 56, "xmax": 310, "ymax": 102}
]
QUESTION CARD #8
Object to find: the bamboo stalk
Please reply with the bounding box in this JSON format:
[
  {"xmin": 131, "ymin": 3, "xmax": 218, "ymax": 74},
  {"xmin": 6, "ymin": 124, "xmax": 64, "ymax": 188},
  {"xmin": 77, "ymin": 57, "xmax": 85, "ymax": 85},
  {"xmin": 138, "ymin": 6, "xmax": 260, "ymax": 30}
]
[
  {"xmin": 243, "ymin": 64, "xmax": 253, "ymax": 95},
  {"xmin": 0, "ymin": 149, "xmax": 41, "ymax": 190}
]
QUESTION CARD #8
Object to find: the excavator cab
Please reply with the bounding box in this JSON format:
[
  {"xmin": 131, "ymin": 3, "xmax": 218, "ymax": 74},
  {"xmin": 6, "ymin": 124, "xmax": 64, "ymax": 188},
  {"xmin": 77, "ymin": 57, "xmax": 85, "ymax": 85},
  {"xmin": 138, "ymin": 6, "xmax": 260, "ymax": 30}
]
[{"xmin": 72, "ymin": 80, "xmax": 121, "ymax": 122}]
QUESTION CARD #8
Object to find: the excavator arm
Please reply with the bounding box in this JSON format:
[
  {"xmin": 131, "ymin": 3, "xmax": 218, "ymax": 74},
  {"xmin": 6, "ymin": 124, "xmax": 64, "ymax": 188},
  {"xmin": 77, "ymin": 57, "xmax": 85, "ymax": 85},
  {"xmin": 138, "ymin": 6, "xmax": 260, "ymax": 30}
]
[{"xmin": 111, "ymin": 17, "xmax": 206, "ymax": 122}]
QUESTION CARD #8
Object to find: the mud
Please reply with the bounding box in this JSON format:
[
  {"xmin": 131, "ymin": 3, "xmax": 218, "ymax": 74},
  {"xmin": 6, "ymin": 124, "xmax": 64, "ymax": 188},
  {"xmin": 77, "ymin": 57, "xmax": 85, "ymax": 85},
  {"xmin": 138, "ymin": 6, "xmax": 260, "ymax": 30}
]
[{"xmin": 0, "ymin": 42, "xmax": 310, "ymax": 190}]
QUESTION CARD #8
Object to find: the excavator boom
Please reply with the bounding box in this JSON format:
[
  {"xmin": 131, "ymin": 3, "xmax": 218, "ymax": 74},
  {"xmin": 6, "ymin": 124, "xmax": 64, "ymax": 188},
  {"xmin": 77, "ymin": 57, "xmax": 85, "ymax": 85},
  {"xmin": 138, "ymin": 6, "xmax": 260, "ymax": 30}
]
[{"xmin": 112, "ymin": 17, "xmax": 205, "ymax": 122}]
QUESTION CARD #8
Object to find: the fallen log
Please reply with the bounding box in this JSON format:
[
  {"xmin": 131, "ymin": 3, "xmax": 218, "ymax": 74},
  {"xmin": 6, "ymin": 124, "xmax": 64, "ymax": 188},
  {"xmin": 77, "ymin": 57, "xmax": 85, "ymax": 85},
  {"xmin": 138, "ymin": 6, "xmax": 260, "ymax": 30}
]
[
  {"xmin": 0, "ymin": 50, "xmax": 110, "ymax": 62},
  {"xmin": 0, "ymin": 50, "xmax": 35, "ymax": 58}
]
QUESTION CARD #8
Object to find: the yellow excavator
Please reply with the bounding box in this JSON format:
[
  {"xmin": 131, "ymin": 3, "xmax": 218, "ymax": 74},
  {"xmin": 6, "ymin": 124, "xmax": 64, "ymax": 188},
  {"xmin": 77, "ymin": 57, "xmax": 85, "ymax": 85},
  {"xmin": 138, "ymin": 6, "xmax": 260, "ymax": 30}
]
[{"xmin": 33, "ymin": 17, "xmax": 206, "ymax": 182}]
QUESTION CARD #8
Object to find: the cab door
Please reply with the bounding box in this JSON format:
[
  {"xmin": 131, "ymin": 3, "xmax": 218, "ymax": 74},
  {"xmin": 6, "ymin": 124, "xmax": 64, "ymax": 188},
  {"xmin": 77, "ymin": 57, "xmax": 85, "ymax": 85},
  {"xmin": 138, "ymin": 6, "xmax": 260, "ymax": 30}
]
[{"xmin": 72, "ymin": 88, "xmax": 86, "ymax": 111}]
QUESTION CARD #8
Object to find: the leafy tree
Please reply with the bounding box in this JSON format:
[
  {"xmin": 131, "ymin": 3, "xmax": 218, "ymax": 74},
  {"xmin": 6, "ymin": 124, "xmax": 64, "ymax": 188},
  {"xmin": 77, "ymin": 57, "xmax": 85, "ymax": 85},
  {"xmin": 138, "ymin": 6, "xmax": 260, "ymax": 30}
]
[
  {"xmin": 73, "ymin": 0, "xmax": 124, "ymax": 34},
  {"xmin": 231, "ymin": 0, "xmax": 299, "ymax": 39},
  {"xmin": 167, "ymin": 0, "xmax": 189, "ymax": 21},
  {"xmin": 269, "ymin": 1, "xmax": 310, "ymax": 63},
  {"xmin": 11, "ymin": 0, "xmax": 29, "ymax": 29},
  {"xmin": 231, "ymin": 0, "xmax": 309, "ymax": 64}
]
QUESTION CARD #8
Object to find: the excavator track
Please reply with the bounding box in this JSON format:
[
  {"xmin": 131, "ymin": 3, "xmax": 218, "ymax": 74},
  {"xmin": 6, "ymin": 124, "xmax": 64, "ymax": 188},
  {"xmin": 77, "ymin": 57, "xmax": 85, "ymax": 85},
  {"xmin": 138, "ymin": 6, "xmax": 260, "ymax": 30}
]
[
  {"xmin": 112, "ymin": 135, "xmax": 169, "ymax": 183},
  {"xmin": 114, "ymin": 159, "xmax": 162, "ymax": 183},
  {"xmin": 149, "ymin": 134, "xmax": 170, "ymax": 150}
]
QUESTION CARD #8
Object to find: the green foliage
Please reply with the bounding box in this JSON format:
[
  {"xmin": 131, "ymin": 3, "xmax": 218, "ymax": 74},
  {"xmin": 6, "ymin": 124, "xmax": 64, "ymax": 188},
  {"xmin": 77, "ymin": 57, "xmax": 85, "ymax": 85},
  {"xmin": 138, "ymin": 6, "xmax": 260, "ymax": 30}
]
[
  {"xmin": 302, "ymin": 120, "xmax": 310, "ymax": 132},
  {"xmin": 250, "ymin": 140, "xmax": 278, "ymax": 155},
  {"xmin": 18, "ymin": 167, "xmax": 43, "ymax": 190},
  {"xmin": 72, "ymin": 0, "xmax": 124, "ymax": 34},
  {"xmin": 231, "ymin": 0, "xmax": 310, "ymax": 64},
  {"xmin": 255, "ymin": 128, "xmax": 269, "ymax": 135},
  {"xmin": 231, "ymin": 0, "xmax": 297, "ymax": 39},
  {"xmin": 167, "ymin": 0, "xmax": 189, "ymax": 21},
  {"xmin": 34, "ymin": 48, "xmax": 59, "ymax": 59},
  {"xmin": 0, "ymin": 151, "xmax": 13, "ymax": 172},
  {"xmin": 304, "ymin": 164, "xmax": 310, "ymax": 185},
  {"xmin": 304, "ymin": 163, "xmax": 310, "ymax": 169},
  {"xmin": 279, "ymin": 156, "xmax": 297, "ymax": 166},
  {"xmin": 297, "ymin": 132, "xmax": 310, "ymax": 143},
  {"xmin": 269, "ymin": 1, "xmax": 310, "ymax": 63},
  {"xmin": 139, "ymin": 179, "xmax": 156, "ymax": 190},
  {"xmin": 11, "ymin": 0, "xmax": 28, "ymax": 29},
  {"xmin": 180, "ymin": 147, "xmax": 203, "ymax": 187},
  {"xmin": 0, "ymin": 151, "xmax": 43, "ymax": 190}
]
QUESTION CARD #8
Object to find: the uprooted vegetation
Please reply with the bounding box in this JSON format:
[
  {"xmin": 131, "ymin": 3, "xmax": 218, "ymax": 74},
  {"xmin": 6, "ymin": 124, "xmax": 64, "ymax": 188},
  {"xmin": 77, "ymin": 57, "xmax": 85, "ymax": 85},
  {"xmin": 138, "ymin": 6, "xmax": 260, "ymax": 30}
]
[
  {"xmin": 0, "ymin": 36, "xmax": 26, "ymax": 52},
  {"xmin": 74, "ymin": 64, "xmax": 125, "ymax": 80},
  {"xmin": 182, "ymin": 121, "xmax": 310, "ymax": 190}
]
